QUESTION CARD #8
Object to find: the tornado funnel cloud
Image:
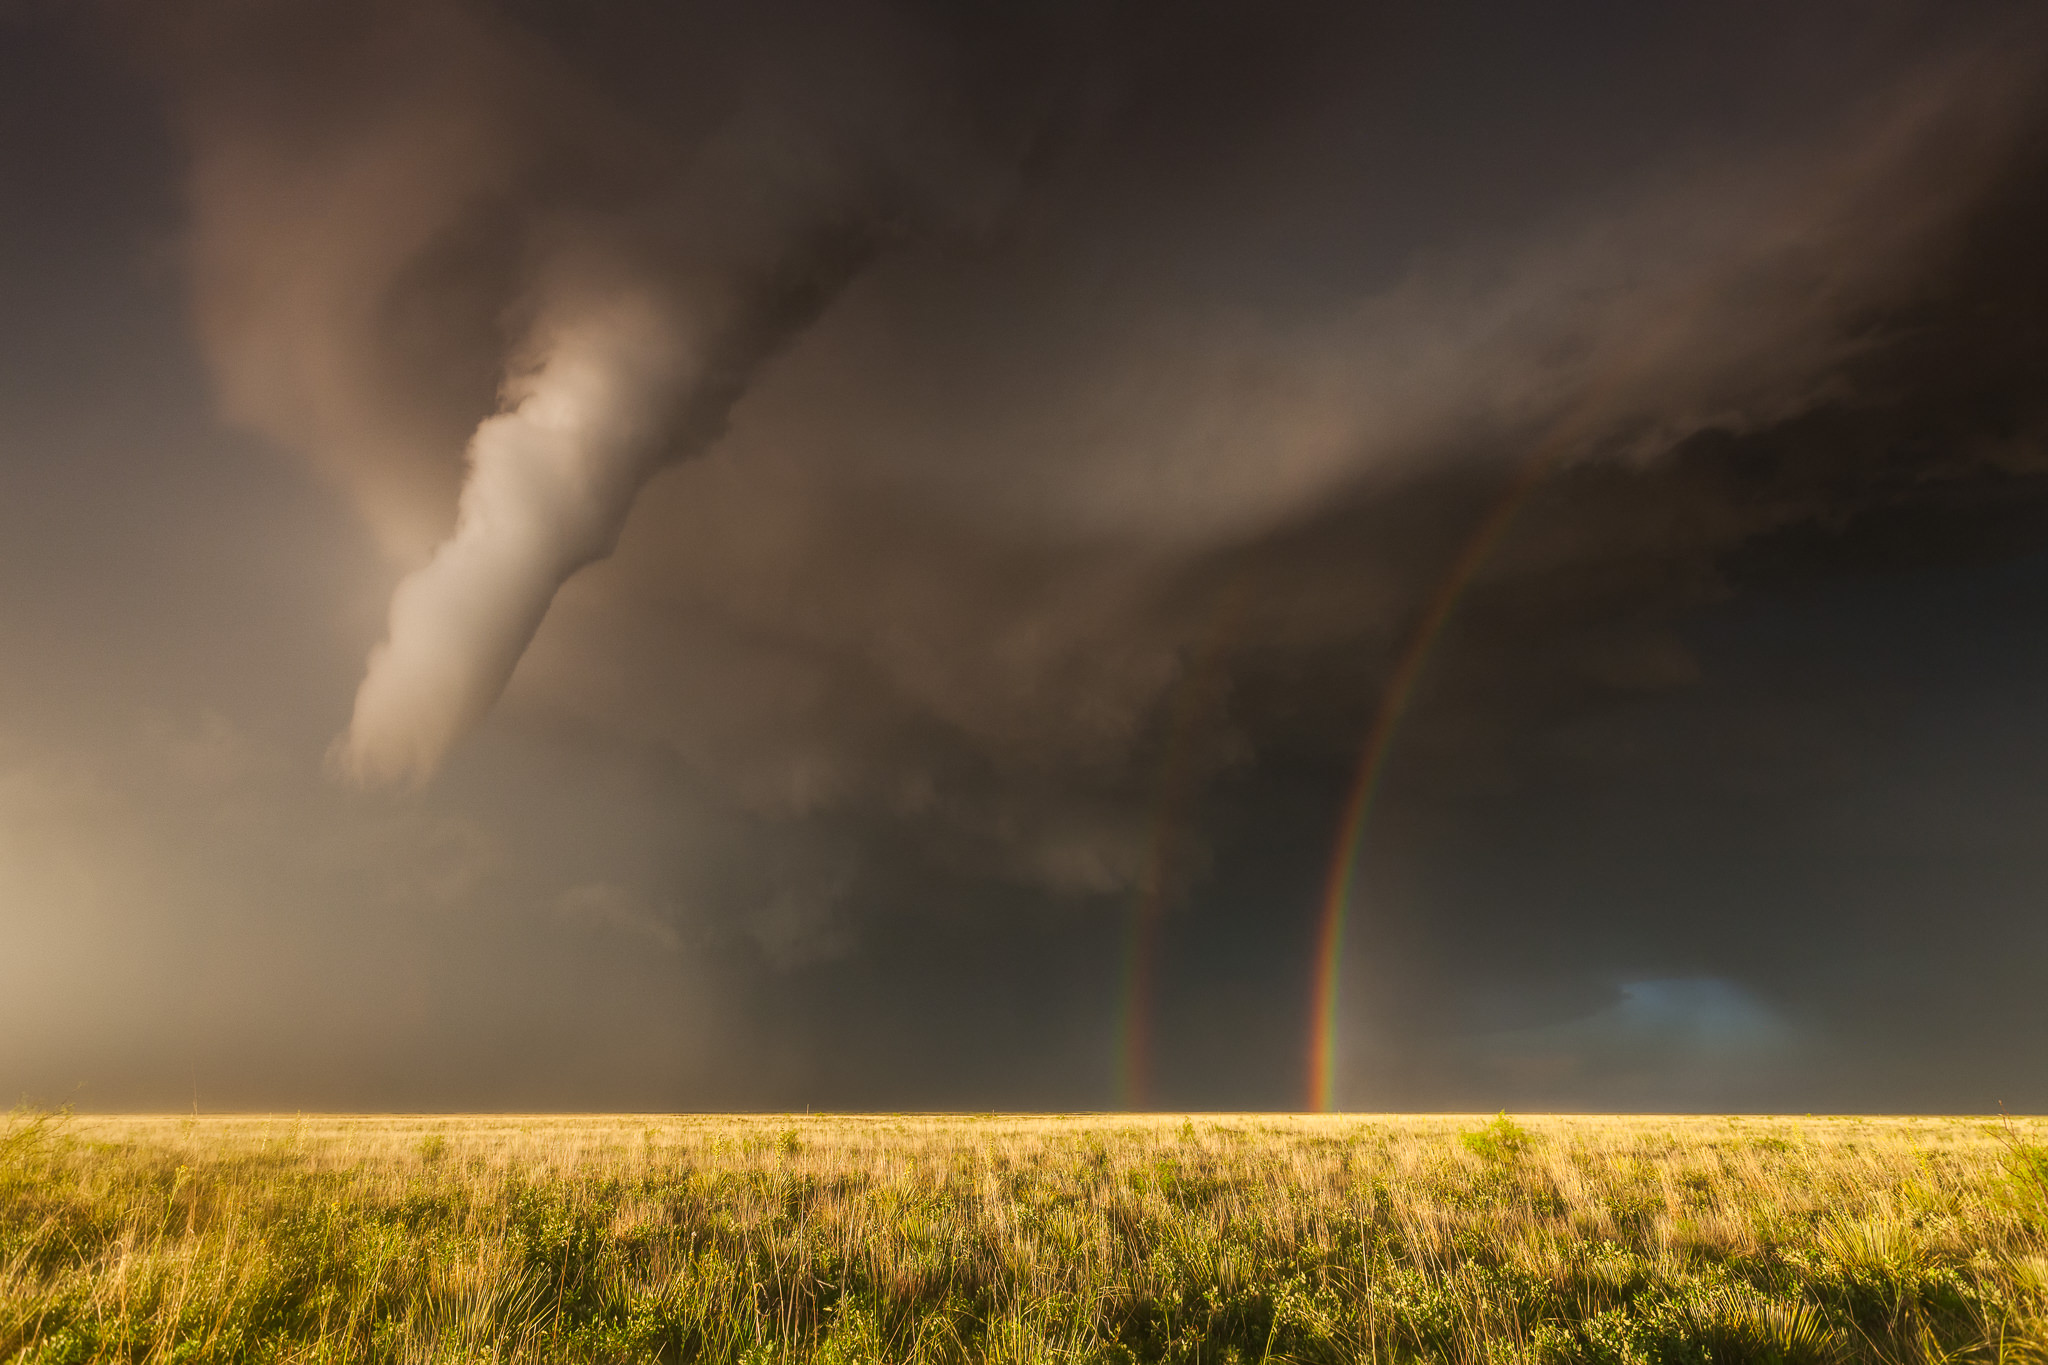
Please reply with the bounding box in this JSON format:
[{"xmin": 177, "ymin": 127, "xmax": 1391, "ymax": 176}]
[{"xmin": 336, "ymin": 300, "xmax": 688, "ymax": 786}]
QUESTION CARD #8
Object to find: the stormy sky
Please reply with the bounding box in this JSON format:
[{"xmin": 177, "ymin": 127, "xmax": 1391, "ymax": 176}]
[{"xmin": 4, "ymin": 0, "xmax": 2048, "ymax": 1113}]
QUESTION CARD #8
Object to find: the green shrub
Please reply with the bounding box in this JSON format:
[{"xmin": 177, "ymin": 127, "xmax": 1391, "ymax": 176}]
[{"xmin": 1462, "ymin": 1110, "xmax": 1536, "ymax": 1162}]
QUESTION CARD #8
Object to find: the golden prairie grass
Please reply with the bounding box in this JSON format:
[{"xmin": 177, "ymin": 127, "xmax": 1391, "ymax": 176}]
[{"xmin": 5, "ymin": 1110, "xmax": 2048, "ymax": 1363}]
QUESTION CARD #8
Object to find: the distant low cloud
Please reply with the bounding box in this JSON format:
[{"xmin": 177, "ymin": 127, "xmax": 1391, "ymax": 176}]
[{"xmin": 1479, "ymin": 978, "xmax": 1799, "ymax": 1110}]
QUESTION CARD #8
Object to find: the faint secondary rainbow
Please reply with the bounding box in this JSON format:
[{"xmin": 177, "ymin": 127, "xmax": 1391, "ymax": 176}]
[
  {"xmin": 1305, "ymin": 455, "xmax": 1556, "ymax": 1112},
  {"xmin": 1117, "ymin": 799, "xmax": 1175, "ymax": 1108},
  {"xmin": 1118, "ymin": 584, "xmax": 1247, "ymax": 1108}
]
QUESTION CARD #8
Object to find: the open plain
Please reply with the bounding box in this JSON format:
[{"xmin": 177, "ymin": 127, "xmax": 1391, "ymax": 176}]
[{"xmin": 6, "ymin": 1110, "xmax": 2047, "ymax": 1363}]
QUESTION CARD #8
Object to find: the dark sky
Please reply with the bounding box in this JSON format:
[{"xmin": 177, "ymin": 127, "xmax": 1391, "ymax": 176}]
[{"xmin": 4, "ymin": 0, "xmax": 2048, "ymax": 1113}]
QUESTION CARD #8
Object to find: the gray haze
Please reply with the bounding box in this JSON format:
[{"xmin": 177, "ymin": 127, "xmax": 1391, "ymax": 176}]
[{"xmin": 4, "ymin": 0, "xmax": 2048, "ymax": 1111}]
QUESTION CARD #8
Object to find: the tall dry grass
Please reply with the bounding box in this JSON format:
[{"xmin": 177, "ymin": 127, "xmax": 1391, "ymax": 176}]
[{"xmin": 5, "ymin": 1110, "xmax": 2047, "ymax": 1363}]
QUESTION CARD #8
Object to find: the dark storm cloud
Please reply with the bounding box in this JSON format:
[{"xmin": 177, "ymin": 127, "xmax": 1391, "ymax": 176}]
[
  {"xmin": 149, "ymin": 0, "xmax": 1033, "ymax": 783},
  {"xmin": 517, "ymin": 18, "xmax": 2044, "ymax": 873},
  {"xmin": 1244, "ymin": 110, "xmax": 2048, "ymax": 1109},
  {"xmin": 6, "ymin": 0, "xmax": 2048, "ymax": 1109}
]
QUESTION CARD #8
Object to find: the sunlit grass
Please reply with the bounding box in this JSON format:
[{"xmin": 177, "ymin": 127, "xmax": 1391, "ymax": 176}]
[{"xmin": 5, "ymin": 1109, "xmax": 2048, "ymax": 1362}]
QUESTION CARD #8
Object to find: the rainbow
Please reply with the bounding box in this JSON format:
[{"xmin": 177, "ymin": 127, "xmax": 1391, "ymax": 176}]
[
  {"xmin": 1118, "ymin": 585, "xmax": 1247, "ymax": 1108},
  {"xmin": 1302, "ymin": 263, "xmax": 1744, "ymax": 1109},
  {"xmin": 1118, "ymin": 817, "xmax": 1172, "ymax": 1108},
  {"xmin": 1305, "ymin": 456, "xmax": 1556, "ymax": 1112},
  {"xmin": 1110, "ymin": 430, "xmax": 1574, "ymax": 1111}
]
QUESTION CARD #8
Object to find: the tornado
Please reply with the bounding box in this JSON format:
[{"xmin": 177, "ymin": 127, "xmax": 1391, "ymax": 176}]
[
  {"xmin": 153, "ymin": 0, "xmax": 914, "ymax": 785},
  {"xmin": 334, "ymin": 297, "xmax": 688, "ymax": 784},
  {"xmin": 336, "ymin": 221, "xmax": 877, "ymax": 785}
]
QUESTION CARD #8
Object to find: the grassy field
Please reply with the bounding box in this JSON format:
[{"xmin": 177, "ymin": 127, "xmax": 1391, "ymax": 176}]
[{"xmin": 5, "ymin": 1110, "xmax": 2048, "ymax": 1364}]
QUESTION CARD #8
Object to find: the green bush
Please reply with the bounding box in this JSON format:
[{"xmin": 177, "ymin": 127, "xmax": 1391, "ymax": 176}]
[{"xmin": 1462, "ymin": 1110, "xmax": 1536, "ymax": 1162}]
